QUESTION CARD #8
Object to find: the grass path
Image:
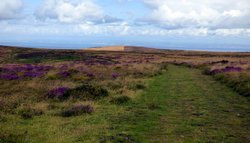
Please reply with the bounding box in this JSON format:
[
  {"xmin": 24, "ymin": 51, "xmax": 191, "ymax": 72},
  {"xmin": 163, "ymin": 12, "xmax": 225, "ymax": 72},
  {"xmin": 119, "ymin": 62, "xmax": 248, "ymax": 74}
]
[{"xmin": 111, "ymin": 65, "xmax": 250, "ymax": 142}]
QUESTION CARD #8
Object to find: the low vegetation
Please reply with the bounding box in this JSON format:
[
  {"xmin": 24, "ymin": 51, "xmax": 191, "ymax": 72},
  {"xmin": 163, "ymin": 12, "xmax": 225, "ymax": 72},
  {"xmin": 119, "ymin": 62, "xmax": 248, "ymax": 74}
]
[{"xmin": 0, "ymin": 46, "xmax": 249, "ymax": 142}]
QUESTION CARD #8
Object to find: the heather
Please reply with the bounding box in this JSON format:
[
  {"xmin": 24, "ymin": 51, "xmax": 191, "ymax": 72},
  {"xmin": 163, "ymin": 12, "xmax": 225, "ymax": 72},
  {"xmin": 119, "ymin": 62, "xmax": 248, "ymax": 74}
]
[
  {"xmin": 202, "ymin": 63, "xmax": 250, "ymax": 97},
  {"xmin": 0, "ymin": 46, "xmax": 249, "ymax": 142}
]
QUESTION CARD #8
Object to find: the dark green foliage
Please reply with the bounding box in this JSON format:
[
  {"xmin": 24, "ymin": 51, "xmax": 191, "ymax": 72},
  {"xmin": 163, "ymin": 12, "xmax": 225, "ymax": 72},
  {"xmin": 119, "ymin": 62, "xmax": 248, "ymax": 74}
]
[
  {"xmin": 111, "ymin": 95, "xmax": 131, "ymax": 105},
  {"xmin": 100, "ymin": 133, "xmax": 140, "ymax": 143},
  {"xmin": 68, "ymin": 83, "xmax": 109, "ymax": 100},
  {"xmin": 18, "ymin": 107, "xmax": 44, "ymax": 119}
]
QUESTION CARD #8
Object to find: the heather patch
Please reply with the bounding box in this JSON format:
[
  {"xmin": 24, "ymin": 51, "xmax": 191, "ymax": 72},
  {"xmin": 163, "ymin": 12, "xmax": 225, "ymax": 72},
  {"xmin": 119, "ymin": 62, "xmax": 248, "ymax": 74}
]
[
  {"xmin": 208, "ymin": 66, "xmax": 243, "ymax": 75},
  {"xmin": 0, "ymin": 64, "xmax": 53, "ymax": 80},
  {"xmin": 45, "ymin": 87, "xmax": 70, "ymax": 100}
]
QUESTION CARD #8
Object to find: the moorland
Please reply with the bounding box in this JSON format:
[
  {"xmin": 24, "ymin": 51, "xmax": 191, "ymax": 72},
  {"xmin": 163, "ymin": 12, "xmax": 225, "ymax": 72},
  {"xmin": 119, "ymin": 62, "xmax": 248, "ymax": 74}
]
[{"xmin": 0, "ymin": 45, "xmax": 249, "ymax": 143}]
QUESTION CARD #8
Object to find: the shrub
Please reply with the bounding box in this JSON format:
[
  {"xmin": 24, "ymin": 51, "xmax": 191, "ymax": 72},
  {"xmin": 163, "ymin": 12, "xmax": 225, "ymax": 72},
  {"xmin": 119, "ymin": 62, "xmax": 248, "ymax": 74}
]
[
  {"xmin": 68, "ymin": 84, "xmax": 109, "ymax": 100},
  {"xmin": 61, "ymin": 105, "xmax": 94, "ymax": 117},
  {"xmin": 111, "ymin": 95, "xmax": 131, "ymax": 104},
  {"xmin": 45, "ymin": 87, "xmax": 70, "ymax": 100}
]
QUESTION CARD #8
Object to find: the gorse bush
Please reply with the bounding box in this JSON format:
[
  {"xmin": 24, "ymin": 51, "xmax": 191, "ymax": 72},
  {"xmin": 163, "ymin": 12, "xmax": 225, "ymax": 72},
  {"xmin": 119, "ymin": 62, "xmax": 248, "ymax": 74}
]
[{"xmin": 61, "ymin": 105, "xmax": 94, "ymax": 117}]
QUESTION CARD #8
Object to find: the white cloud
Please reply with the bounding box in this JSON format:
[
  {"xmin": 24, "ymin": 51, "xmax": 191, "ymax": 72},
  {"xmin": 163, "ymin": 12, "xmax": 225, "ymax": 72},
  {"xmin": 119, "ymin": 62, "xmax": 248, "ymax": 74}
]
[
  {"xmin": 142, "ymin": 0, "xmax": 250, "ymax": 29},
  {"xmin": 35, "ymin": 0, "xmax": 120, "ymax": 24},
  {"xmin": 0, "ymin": 0, "xmax": 23, "ymax": 20},
  {"xmin": 1, "ymin": 20, "xmax": 250, "ymax": 37},
  {"xmin": 1, "ymin": 0, "xmax": 250, "ymax": 37}
]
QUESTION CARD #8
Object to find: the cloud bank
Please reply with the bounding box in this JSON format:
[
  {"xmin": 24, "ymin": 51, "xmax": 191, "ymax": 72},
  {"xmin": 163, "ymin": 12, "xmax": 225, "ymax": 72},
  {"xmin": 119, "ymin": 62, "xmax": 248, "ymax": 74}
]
[
  {"xmin": 0, "ymin": 0, "xmax": 249, "ymax": 37},
  {"xmin": 142, "ymin": 0, "xmax": 250, "ymax": 29},
  {"xmin": 0, "ymin": 0, "xmax": 23, "ymax": 20},
  {"xmin": 35, "ymin": 0, "xmax": 120, "ymax": 24}
]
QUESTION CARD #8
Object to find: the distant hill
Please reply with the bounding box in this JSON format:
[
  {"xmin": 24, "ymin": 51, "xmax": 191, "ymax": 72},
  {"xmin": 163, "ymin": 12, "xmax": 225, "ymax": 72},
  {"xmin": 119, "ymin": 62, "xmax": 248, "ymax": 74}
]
[
  {"xmin": 84, "ymin": 45, "xmax": 164, "ymax": 53},
  {"xmin": 84, "ymin": 45, "xmax": 125, "ymax": 51}
]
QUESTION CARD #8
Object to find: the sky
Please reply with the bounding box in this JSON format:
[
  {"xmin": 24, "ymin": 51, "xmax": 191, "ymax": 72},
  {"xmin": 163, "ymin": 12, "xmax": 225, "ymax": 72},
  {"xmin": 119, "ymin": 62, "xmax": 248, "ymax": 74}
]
[{"xmin": 0, "ymin": 0, "xmax": 250, "ymax": 51}]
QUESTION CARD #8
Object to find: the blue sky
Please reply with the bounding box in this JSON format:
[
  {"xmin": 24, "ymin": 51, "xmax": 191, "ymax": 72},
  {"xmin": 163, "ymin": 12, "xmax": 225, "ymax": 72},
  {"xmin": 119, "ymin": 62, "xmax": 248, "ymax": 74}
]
[{"xmin": 0, "ymin": 0, "xmax": 250, "ymax": 51}]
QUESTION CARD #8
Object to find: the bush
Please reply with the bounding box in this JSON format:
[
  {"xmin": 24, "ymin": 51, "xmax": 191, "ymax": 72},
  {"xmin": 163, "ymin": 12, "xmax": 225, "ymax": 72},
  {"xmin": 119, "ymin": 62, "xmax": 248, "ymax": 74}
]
[
  {"xmin": 61, "ymin": 105, "xmax": 94, "ymax": 117},
  {"xmin": 45, "ymin": 87, "xmax": 70, "ymax": 100},
  {"xmin": 111, "ymin": 95, "xmax": 131, "ymax": 105},
  {"xmin": 68, "ymin": 84, "xmax": 109, "ymax": 100}
]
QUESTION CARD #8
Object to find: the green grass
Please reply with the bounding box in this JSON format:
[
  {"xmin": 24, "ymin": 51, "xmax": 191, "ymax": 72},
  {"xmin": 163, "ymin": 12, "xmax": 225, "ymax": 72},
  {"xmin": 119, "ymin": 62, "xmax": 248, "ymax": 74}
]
[
  {"xmin": 1, "ymin": 65, "xmax": 249, "ymax": 142},
  {"xmin": 108, "ymin": 65, "xmax": 250, "ymax": 142}
]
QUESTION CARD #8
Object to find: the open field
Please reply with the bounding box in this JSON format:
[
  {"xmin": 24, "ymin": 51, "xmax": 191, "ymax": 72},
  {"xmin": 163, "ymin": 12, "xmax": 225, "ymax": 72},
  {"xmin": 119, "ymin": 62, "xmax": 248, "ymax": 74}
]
[{"xmin": 0, "ymin": 45, "xmax": 249, "ymax": 143}]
